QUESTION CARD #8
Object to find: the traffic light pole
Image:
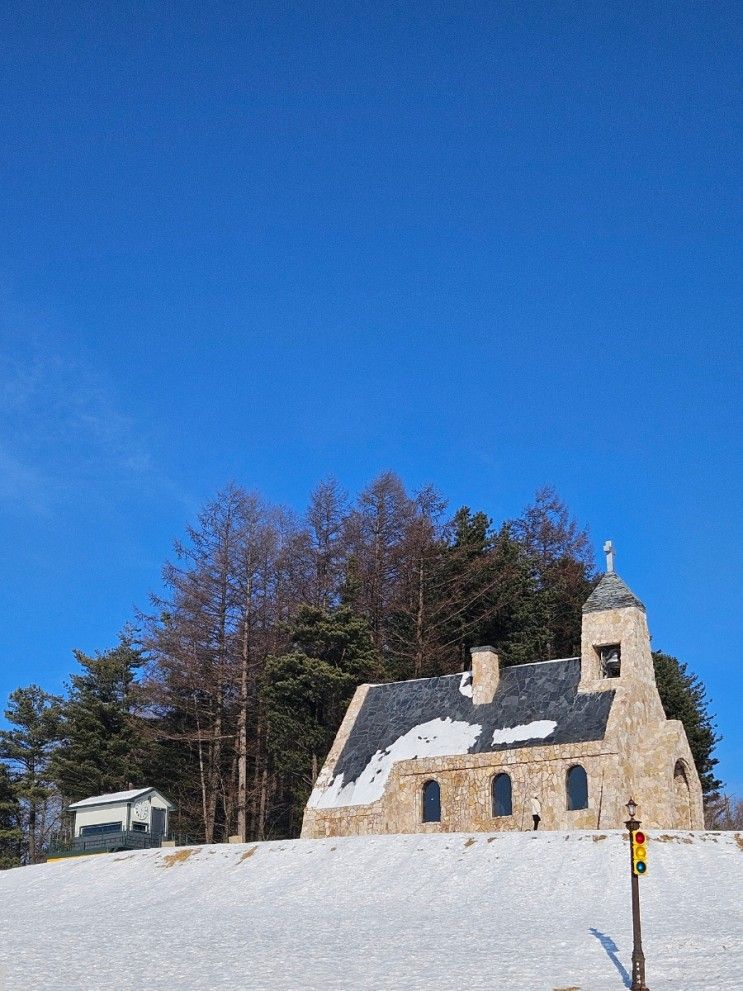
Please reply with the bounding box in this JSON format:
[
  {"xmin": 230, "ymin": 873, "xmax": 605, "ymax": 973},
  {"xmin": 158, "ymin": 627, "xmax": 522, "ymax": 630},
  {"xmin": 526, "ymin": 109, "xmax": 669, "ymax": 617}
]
[{"xmin": 626, "ymin": 814, "xmax": 649, "ymax": 991}]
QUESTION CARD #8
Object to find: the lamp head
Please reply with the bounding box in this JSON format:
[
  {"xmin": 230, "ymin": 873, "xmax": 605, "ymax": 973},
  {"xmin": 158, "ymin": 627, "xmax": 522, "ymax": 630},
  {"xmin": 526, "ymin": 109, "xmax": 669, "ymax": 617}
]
[{"xmin": 625, "ymin": 797, "xmax": 638, "ymax": 819}]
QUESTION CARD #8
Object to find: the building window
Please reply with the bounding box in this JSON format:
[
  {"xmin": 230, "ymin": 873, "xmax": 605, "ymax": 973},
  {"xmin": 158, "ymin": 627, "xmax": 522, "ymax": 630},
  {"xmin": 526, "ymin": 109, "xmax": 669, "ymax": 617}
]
[
  {"xmin": 491, "ymin": 773, "xmax": 513, "ymax": 817},
  {"xmin": 673, "ymin": 759, "xmax": 692, "ymax": 829},
  {"xmin": 80, "ymin": 822, "xmax": 122, "ymax": 836},
  {"xmin": 422, "ymin": 780, "xmax": 441, "ymax": 823},
  {"xmin": 598, "ymin": 644, "xmax": 621, "ymax": 678},
  {"xmin": 566, "ymin": 765, "xmax": 588, "ymax": 810},
  {"xmin": 131, "ymin": 821, "xmax": 148, "ymax": 833}
]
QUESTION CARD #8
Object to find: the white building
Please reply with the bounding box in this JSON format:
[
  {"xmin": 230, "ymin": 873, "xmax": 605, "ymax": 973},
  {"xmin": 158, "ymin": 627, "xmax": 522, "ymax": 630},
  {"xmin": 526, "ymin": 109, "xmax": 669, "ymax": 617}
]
[{"xmin": 67, "ymin": 787, "xmax": 174, "ymax": 848}]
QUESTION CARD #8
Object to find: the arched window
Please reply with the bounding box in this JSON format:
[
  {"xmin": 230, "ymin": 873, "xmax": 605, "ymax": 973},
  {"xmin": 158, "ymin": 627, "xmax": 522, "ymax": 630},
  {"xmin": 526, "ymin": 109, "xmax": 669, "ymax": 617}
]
[
  {"xmin": 422, "ymin": 780, "xmax": 441, "ymax": 823},
  {"xmin": 491, "ymin": 773, "xmax": 513, "ymax": 817},
  {"xmin": 673, "ymin": 759, "xmax": 692, "ymax": 829},
  {"xmin": 566, "ymin": 765, "xmax": 588, "ymax": 810}
]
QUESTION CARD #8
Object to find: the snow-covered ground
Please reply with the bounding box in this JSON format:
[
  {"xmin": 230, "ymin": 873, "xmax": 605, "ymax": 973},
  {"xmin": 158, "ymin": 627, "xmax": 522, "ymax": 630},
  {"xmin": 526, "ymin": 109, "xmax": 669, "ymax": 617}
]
[{"xmin": 0, "ymin": 830, "xmax": 741, "ymax": 991}]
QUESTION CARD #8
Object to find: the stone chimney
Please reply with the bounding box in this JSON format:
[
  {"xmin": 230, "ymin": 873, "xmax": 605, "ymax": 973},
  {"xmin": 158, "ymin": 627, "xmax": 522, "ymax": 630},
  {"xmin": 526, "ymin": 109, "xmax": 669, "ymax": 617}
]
[{"xmin": 470, "ymin": 646, "xmax": 500, "ymax": 705}]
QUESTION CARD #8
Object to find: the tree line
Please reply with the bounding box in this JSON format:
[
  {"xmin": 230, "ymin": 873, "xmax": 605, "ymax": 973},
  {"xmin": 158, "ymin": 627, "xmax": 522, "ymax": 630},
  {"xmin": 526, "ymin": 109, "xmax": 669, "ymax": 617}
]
[{"xmin": 0, "ymin": 476, "xmax": 725, "ymax": 866}]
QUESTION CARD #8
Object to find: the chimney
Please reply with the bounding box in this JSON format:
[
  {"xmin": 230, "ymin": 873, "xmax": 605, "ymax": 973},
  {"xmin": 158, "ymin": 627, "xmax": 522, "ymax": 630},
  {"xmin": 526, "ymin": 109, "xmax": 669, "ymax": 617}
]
[{"xmin": 470, "ymin": 646, "xmax": 500, "ymax": 705}]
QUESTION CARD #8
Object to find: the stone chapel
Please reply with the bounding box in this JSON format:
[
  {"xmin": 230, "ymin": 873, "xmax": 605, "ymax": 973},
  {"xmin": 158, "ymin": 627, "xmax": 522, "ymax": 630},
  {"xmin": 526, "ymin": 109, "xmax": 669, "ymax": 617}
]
[{"xmin": 302, "ymin": 544, "xmax": 704, "ymax": 837}]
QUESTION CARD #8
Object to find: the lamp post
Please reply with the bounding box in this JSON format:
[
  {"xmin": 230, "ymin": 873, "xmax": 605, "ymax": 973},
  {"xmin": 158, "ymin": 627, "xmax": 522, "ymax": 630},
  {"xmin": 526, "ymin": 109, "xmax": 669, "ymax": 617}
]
[{"xmin": 625, "ymin": 798, "xmax": 649, "ymax": 991}]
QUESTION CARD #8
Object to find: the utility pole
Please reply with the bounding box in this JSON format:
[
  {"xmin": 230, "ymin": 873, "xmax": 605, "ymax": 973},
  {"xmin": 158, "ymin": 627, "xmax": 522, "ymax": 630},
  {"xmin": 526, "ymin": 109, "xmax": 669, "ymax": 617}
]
[{"xmin": 625, "ymin": 798, "xmax": 649, "ymax": 991}]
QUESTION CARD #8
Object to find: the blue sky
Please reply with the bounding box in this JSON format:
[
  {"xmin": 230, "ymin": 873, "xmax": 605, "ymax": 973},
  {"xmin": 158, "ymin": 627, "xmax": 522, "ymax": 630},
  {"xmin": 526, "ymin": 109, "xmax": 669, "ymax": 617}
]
[{"xmin": 0, "ymin": 2, "xmax": 741, "ymax": 792}]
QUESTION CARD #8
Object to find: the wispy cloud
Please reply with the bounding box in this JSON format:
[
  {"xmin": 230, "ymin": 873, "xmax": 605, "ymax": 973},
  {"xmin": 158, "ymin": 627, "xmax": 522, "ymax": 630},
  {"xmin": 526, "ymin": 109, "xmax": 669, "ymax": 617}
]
[
  {"xmin": 0, "ymin": 310, "xmax": 183, "ymax": 514},
  {"xmin": 0, "ymin": 441, "xmax": 48, "ymax": 511}
]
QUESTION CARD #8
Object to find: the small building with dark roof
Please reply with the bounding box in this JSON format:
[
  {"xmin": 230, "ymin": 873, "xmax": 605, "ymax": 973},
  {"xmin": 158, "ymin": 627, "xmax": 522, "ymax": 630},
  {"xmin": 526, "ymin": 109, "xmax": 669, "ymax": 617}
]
[{"xmin": 302, "ymin": 550, "xmax": 704, "ymax": 836}]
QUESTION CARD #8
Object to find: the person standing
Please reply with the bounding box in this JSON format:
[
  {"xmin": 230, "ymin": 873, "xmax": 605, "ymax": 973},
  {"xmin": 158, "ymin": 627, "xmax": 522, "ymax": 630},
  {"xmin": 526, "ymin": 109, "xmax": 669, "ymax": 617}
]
[{"xmin": 531, "ymin": 795, "xmax": 542, "ymax": 830}]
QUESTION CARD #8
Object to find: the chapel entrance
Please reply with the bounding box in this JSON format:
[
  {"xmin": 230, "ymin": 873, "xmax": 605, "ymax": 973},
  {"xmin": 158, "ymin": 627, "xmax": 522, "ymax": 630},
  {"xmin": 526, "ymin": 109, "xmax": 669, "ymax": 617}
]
[{"xmin": 673, "ymin": 760, "xmax": 692, "ymax": 829}]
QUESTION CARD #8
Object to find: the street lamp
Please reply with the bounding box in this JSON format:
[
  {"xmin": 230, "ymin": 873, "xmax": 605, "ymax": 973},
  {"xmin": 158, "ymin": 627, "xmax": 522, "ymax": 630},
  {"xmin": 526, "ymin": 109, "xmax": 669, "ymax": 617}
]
[{"xmin": 625, "ymin": 798, "xmax": 649, "ymax": 991}]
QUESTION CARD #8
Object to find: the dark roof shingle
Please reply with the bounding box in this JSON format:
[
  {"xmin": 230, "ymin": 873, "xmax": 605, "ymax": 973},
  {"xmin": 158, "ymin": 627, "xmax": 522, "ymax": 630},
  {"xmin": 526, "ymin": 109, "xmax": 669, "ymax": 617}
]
[
  {"xmin": 332, "ymin": 658, "xmax": 614, "ymax": 787},
  {"xmin": 582, "ymin": 572, "xmax": 645, "ymax": 614}
]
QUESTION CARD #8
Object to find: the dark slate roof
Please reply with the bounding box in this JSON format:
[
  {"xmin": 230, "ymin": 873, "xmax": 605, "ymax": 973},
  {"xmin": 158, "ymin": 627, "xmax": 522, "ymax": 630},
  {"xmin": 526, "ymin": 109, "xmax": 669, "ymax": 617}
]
[
  {"xmin": 332, "ymin": 658, "xmax": 615, "ymax": 787},
  {"xmin": 582, "ymin": 572, "xmax": 646, "ymax": 614}
]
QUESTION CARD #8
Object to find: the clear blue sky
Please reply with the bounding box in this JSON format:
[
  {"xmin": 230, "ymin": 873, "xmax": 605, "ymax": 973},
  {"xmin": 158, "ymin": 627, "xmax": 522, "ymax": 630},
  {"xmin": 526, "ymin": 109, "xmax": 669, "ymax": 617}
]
[{"xmin": 0, "ymin": 2, "xmax": 741, "ymax": 792}]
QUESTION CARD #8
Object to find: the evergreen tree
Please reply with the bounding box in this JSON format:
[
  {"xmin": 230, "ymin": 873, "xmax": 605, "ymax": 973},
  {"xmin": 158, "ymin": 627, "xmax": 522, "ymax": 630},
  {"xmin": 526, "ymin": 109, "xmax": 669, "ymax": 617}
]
[
  {"xmin": 441, "ymin": 499, "xmax": 591, "ymax": 668},
  {"xmin": 261, "ymin": 606, "xmax": 380, "ymax": 835},
  {"xmin": 286, "ymin": 605, "xmax": 382, "ymax": 681},
  {"xmin": 0, "ymin": 762, "xmax": 22, "ymax": 869},
  {"xmin": 433, "ymin": 511, "xmax": 535, "ymax": 669},
  {"xmin": 653, "ymin": 650, "xmax": 722, "ymax": 803},
  {"xmin": 0, "ymin": 685, "xmax": 61, "ymax": 863},
  {"xmin": 51, "ymin": 634, "xmax": 148, "ymax": 803},
  {"xmin": 471, "ymin": 523, "xmax": 546, "ymax": 666}
]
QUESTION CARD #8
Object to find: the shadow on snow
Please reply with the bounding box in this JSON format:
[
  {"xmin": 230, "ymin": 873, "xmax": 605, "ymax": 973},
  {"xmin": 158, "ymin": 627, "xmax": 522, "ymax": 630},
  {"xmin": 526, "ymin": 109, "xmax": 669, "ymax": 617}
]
[{"xmin": 588, "ymin": 927, "xmax": 631, "ymax": 989}]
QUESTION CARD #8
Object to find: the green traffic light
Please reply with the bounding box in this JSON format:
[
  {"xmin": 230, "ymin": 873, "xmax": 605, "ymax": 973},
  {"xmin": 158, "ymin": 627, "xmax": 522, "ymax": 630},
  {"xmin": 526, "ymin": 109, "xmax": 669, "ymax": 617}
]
[{"xmin": 636, "ymin": 861, "xmax": 647, "ymax": 873}]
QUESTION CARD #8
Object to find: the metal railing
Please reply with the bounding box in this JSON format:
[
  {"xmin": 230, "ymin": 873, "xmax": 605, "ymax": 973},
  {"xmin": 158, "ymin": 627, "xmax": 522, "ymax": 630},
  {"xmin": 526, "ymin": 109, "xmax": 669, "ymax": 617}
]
[{"xmin": 48, "ymin": 830, "xmax": 167, "ymax": 858}]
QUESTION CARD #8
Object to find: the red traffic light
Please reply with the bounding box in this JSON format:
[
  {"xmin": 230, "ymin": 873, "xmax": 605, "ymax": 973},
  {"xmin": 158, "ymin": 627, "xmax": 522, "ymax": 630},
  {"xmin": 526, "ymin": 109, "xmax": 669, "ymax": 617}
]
[{"xmin": 634, "ymin": 831, "xmax": 645, "ymax": 844}]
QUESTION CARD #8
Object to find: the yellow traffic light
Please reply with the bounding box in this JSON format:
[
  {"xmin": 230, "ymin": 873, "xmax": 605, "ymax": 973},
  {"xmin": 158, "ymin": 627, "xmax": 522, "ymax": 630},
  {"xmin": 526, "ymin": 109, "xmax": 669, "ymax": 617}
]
[{"xmin": 631, "ymin": 829, "xmax": 648, "ymax": 876}]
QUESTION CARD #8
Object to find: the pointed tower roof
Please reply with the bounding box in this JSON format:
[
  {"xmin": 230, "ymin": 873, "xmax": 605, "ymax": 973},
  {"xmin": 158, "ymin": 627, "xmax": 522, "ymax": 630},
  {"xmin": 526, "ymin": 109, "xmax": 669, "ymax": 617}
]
[{"xmin": 582, "ymin": 572, "xmax": 646, "ymax": 614}]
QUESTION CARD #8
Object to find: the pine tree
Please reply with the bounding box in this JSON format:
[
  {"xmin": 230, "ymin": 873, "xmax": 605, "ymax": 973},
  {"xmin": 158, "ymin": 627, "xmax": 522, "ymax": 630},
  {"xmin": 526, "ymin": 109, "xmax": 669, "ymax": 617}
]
[
  {"xmin": 467, "ymin": 522, "xmax": 546, "ymax": 666},
  {"xmin": 261, "ymin": 606, "xmax": 380, "ymax": 835},
  {"xmin": 653, "ymin": 650, "xmax": 722, "ymax": 803},
  {"xmin": 51, "ymin": 635, "xmax": 147, "ymax": 803},
  {"xmin": 440, "ymin": 499, "xmax": 591, "ymax": 668},
  {"xmin": 0, "ymin": 685, "xmax": 61, "ymax": 863},
  {"xmin": 0, "ymin": 762, "xmax": 22, "ymax": 869}
]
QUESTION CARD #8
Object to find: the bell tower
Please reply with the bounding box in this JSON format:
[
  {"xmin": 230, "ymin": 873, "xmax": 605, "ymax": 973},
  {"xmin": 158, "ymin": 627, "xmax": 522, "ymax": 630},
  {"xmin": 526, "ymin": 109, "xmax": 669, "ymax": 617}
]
[{"xmin": 578, "ymin": 542, "xmax": 662, "ymax": 718}]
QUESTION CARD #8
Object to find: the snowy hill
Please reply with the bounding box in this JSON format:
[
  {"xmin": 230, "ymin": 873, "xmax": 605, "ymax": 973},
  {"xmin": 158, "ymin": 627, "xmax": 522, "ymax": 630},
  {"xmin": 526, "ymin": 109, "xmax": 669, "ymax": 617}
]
[{"xmin": 1, "ymin": 831, "xmax": 741, "ymax": 991}]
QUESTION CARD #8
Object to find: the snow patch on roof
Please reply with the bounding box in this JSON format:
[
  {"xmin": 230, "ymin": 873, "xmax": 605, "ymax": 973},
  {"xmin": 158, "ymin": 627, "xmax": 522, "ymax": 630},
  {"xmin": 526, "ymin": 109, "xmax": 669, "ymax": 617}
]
[
  {"xmin": 491, "ymin": 720, "xmax": 557, "ymax": 745},
  {"xmin": 458, "ymin": 672, "xmax": 473, "ymax": 698},
  {"xmin": 309, "ymin": 717, "xmax": 482, "ymax": 809},
  {"xmin": 68, "ymin": 788, "xmax": 152, "ymax": 810}
]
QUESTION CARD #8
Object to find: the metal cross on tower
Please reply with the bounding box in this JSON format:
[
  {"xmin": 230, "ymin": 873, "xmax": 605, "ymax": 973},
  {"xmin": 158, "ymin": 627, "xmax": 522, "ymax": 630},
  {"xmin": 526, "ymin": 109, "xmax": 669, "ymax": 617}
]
[{"xmin": 603, "ymin": 540, "xmax": 615, "ymax": 574}]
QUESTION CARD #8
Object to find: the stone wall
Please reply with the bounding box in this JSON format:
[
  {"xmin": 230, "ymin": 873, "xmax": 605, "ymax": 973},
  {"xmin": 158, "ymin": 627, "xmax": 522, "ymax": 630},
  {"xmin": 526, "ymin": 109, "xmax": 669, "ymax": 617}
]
[{"xmin": 303, "ymin": 741, "xmax": 618, "ymax": 837}]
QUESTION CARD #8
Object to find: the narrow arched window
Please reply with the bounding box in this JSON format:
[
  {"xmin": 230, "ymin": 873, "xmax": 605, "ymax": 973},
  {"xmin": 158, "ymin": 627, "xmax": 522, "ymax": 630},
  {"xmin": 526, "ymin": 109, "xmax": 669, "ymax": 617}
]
[
  {"xmin": 673, "ymin": 759, "xmax": 692, "ymax": 829},
  {"xmin": 492, "ymin": 773, "xmax": 513, "ymax": 817},
  {"xmin": 422, "ymin": 780, "xmax": 441, "ymax": 823},
  {"xmin": 566, "ymin": 765, "xmax": 588, "ymax": 810}
]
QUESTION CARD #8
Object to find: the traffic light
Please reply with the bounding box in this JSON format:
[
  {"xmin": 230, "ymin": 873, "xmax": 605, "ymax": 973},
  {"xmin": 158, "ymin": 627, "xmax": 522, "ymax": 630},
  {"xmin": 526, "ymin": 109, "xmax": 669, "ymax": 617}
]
[{"xmin": 631, "ymin": 829, "xmax": 648, "ymax": 876}]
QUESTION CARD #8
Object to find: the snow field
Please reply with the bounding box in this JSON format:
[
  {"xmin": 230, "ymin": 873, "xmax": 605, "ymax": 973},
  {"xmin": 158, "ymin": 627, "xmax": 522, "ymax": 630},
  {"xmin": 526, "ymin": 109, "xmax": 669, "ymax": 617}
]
[{"xmin": 0, "ymin": 830, "xmax": 741, "ymax": 991}]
